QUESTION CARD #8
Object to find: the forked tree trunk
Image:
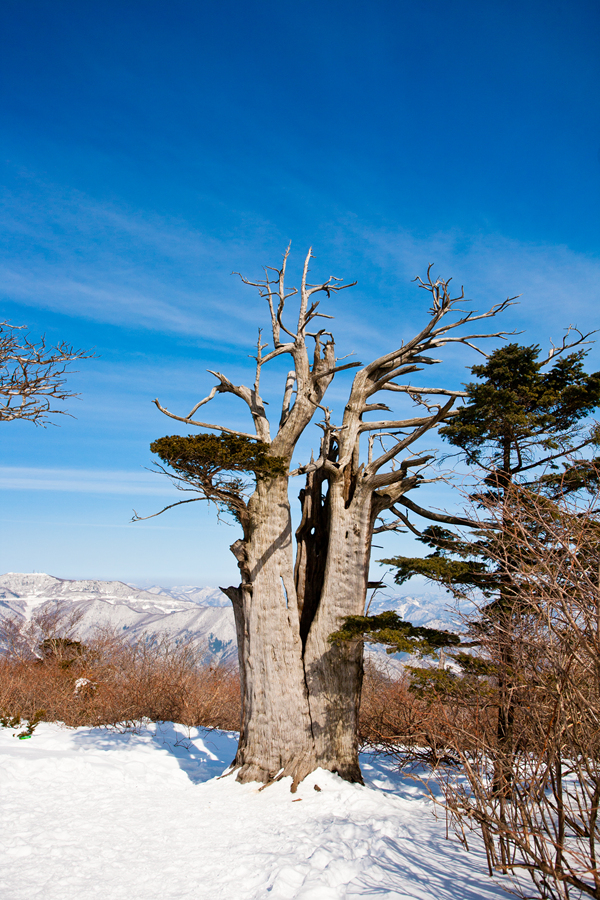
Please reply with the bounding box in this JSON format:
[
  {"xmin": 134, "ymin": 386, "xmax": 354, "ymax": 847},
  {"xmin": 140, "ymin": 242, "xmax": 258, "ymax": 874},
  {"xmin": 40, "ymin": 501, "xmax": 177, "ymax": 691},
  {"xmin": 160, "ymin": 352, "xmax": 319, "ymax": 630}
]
[
  {"xmin": 223, "ymin": 466, "xmax": 378, "ymax": 788},
  {"xmin": 302, "ymin": 480, "xmax": 375, "ymax": 783},
  {"xmin": 155, "ymin": 253, "xmax": 509, "ymax": 790},
  {"xmin": 224, "ymin": 475, "xmax": 317, "ymax": 788}
]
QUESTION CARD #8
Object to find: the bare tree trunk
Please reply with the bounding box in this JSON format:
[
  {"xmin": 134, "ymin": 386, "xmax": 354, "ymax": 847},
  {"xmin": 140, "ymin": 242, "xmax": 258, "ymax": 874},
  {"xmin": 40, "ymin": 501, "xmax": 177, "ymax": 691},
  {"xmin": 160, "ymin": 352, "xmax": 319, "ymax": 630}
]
[
  {"xmin": 303, "ymin": 481, "xmax": 374, "ymax": 783},
  {"xmin": 226, "ymin": 471, "xmax": 373, "ymax": 786},
  {"xmin": 225, "ymin": 475, "xmax": 317, "ymax": 787},
  {"xmin": 225, "ymin": 472, "xmax": 372, "ymax": 785},
  {"xmin": 149, "ymin": 249, "xmax": 514, "ymax": 790}
]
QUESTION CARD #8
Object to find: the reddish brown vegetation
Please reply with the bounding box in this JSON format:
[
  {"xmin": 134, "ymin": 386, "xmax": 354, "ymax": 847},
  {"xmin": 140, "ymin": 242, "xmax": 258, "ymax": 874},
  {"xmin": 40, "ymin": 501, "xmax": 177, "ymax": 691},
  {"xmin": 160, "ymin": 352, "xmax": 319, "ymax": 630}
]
[
  {"xmin": 0, "ymin": 629, "xmax": 473, "ymax": 752},
  {"xmin": 0, "ymin": 613, "xmax": 481, "ymax": 751},
  {"xmin": 0, "ymin": 628, "xmax": 240, "ymax": 731}
]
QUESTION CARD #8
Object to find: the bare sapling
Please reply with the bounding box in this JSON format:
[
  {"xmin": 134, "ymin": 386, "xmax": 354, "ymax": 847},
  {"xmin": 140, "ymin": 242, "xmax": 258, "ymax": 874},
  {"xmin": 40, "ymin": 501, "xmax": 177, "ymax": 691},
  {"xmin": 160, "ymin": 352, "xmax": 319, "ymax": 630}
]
[
  {"xmin": 438, "ymin": 486, "xmax": 600, "ymax": 900},
  {"xmin": 0, "ymin": 321, "xmax": 93, "ymax": 424}
]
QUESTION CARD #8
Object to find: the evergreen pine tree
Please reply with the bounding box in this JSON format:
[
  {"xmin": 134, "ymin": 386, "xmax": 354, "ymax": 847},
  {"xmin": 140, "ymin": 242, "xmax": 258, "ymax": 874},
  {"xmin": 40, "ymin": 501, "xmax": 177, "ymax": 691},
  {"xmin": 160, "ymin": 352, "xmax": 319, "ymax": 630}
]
[{"xmin": 380, "ymin": 341, "xmax": 600, "ymax": 760}]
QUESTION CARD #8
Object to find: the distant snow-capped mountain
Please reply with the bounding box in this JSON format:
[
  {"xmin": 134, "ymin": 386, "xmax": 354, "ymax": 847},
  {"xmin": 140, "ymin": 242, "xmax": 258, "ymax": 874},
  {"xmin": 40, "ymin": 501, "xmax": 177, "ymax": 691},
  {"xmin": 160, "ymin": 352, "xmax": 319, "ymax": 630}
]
[
  {"xmin": 137, "ymin": 584, "xmax": 229, "ymax": 607},
  {"xmin": 0, "ymin": 573, "xmax": 459, "ymax": 668},
  {"xmin": 0, "ymin": 573, "xmax": 237, "ymax": 663},
  {"xmin": 0, "ymin": 572, "xmax": 191, "ymax": 610},
  {"xmin": 132, "ymin": 582, "xmax": 459, "ymax": 627},
  {"xmin": 367, "ymin": 592, "xmax": 461, "ymax": 632}
]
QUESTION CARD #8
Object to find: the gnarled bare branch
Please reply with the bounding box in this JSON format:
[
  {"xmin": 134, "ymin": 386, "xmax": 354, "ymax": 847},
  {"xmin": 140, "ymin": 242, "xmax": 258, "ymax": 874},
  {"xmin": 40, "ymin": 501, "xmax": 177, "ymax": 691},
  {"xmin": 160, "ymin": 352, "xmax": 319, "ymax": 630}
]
[
  {"xmin": 395, "ymin": 494, "xmax": 476, "ymax": 527},
  {"xmin": 313, "ymin": 361, "xmax": 362, "ymax": 380},
  {"xmin": 185, "ymin": 385, "xmax": 220, "ymax": 419},
  {"xmin": 153, "ymin": 398, "xmax": 258, "ymax": 440},
  {"xmin": 280, "ymin": 371, "xmax": 296, "ymax": 428},
  {"xmin": 380, "ymin": 384, "xmax": 468, "ymax": 397},
  {"xmin": 131, "ymin": 496, "xmax": 205, "ymax": 522},
  {"xmin": 359, "ymin": 409, "xmax": 457, "ymax": 433},
  {"xmin": 539, "ymin": 325, "xmax": 597, "ymax": 366},
  {"xmin": 0, "ymin": 321, "xmax": 93, "ymax": 425},
  {"xmin": 366, "ymin": 397, "xmax": 455, "ymax": 477}
]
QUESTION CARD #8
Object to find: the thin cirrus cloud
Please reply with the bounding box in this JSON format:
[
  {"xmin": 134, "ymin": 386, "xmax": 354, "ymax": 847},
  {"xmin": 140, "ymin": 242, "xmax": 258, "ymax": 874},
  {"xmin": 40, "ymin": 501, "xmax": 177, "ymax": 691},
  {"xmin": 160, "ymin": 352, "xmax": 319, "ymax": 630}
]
[
  {"xmin": 353, "ymin": 224, "xmax": 600, "ymax": 343},
  {"xmin": 0, "ymin": 266, "xmax": 220, "ymax": 337},
  {"xmin": 2, "ymin": 178, "xmax": 599, "ymax": 357},
  {"xmin": 0, "ymin": 181, "xmax": 265, "ymax": 341},
  {"xmin": 0, "ymin": 466, "xmax": 178, "ymax": 496}
]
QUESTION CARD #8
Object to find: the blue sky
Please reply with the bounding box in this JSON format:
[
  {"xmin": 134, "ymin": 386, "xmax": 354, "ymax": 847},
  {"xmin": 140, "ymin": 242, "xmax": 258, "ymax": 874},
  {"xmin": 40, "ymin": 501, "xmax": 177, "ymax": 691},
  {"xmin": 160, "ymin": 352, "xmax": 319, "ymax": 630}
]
[{"xmin": 1, "ymin": 0, "xmax": 599, "ymax": 586}]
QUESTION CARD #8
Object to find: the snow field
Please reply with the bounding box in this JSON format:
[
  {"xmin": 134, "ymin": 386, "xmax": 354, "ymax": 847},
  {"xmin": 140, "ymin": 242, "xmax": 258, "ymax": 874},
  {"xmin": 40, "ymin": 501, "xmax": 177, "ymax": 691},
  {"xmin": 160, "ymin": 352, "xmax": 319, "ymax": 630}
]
[{"xmin": 0, "ymin": 722, "xmax": 515, "ymax": 900}]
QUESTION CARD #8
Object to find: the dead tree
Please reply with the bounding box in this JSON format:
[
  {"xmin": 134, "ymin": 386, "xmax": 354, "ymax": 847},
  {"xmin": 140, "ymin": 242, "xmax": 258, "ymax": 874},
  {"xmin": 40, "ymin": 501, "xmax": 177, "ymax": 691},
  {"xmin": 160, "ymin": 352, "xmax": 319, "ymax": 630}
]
[
  {"xmin": 0, "ymin": 321, "xmax": 92, "ymax": 424},
  {"xmin": 144, "ymin": 247, "xmax": 514, "ymax": 788}
]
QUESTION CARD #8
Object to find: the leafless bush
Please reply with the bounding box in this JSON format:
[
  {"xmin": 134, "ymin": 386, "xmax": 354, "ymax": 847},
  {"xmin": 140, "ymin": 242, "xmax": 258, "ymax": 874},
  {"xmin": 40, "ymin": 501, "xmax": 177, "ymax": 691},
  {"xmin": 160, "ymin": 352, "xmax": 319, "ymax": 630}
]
[
  {"xmin": 357, "ymin": 486, "xmax": 600, "ymax": 899},
  {"xmin": 437, "ymin": 490, "xmax": 600, "ymax": 900},
  {"xmin": 0, "ymin": 611, "xmax": 241, "ymax": 731},
  {"xmin": 358, "ymin": 659, "xmax": 494, "ymax": 769}
]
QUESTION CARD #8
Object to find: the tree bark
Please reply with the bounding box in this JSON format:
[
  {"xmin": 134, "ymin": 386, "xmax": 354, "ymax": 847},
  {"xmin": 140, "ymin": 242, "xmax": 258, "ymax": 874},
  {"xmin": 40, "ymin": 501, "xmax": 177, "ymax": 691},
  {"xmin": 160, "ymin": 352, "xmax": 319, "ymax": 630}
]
[
  {"xmin": 302, "ymin": 478, "xmax": 374, "ymax": 783},
  {"xmin": 225, "ymin": 469, "xmax": 374, "ymax": 786},
  {"xmin": 225, "ymin": 475, "xmax": 317, "ymax": 788}
]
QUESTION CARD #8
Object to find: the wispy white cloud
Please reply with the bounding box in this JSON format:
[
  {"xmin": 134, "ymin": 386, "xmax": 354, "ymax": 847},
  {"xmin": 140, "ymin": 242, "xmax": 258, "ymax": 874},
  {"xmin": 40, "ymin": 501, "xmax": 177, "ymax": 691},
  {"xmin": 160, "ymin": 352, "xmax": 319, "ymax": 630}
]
[
  {"xmin": 350, "ymin": 225, "xmax": 600, "ymax": 348},
  {"xmin": 2, "ymin": 174, "xmax": 599, "ymax": 362},
  {"xmin": 0, "ymin": 466, "xmax": 178, "ymax": 496},
  {"xmin": 0, "ymin": 178, "xmax": 268, "ymax": 341},
  {"xmin": 0, "ymin": 266, "xmax": 218, "ymax": 335},
  {"xmin": 0, "ymin": 517, "xmax": 188, "ymax": 530}
]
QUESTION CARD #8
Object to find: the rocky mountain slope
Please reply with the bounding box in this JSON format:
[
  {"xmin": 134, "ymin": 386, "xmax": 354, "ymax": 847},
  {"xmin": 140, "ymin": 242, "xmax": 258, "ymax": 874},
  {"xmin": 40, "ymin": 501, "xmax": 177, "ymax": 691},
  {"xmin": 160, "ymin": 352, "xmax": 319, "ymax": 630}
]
[
  {"xmin": 0, "ymin": 573, "xmax": 237, "ymax": 663},
  {"xmin": 0, "ymin": 573, "xmax": 459, "ymax": 666}
]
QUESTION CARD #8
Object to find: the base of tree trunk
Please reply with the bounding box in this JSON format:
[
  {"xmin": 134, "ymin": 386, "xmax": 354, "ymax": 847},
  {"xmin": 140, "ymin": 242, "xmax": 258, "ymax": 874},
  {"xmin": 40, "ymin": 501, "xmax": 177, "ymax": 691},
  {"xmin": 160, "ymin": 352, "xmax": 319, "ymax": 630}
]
[
  {"xmin": 324, "ymin": 761, "xmax": 363, "ymax": 784},
  {"xmin": 233, "ymin": 749, "xmax": 319, "ymax": 792},
  {"xmin": 232, "ymin": 757, "xmax": 363, "ymax": 791}
]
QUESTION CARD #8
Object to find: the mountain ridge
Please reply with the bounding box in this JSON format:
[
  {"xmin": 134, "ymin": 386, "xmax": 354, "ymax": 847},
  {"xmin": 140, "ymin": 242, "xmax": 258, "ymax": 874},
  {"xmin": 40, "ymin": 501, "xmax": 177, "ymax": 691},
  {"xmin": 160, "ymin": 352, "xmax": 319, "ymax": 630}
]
[
  {"xmin": 0, "ymin": 573, "xmax": 459, "ymax": 667},
  {"xmin": 0, "ymin": 572, "xmax": 237, "ymax": 663}
]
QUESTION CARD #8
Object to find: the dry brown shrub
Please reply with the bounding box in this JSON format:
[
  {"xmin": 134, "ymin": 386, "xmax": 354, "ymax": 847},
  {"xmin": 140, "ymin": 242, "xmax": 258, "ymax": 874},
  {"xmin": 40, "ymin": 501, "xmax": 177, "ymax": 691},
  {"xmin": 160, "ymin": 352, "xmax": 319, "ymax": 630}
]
[
  {"xmin": 359, "ymin": 659, "xmax": 488, "ymax": 768},
  {"xmin": 434, "ymin": 489, "xmax": 600, "ymax": 900},
  {"xmin": 0, "ymin": 621, "xmax": 240, "ymax": 731}
]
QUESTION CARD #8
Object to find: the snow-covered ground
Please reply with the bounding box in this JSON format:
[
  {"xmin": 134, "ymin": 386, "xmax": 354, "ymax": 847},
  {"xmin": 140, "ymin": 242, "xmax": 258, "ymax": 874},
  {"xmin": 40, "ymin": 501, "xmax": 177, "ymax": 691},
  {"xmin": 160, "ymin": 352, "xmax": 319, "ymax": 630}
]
[{"xmin": 0, "ymin": 721, "xmax": 516, "ymax": 900}]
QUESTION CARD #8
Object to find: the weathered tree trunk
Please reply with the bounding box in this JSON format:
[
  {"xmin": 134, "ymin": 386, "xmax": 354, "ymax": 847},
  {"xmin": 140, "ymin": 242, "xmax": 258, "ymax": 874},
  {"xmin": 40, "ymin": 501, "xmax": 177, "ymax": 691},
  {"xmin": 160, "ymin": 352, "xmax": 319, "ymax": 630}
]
[
  {"xmin": 225, "ymin": 475, "xmax": 317, "ymax": 787},
  {"xmin": 302, "ymin": 479, "xmax": 374, "ymax": 783},
  {"xmin": 225, "ymin": 468, "xmax": 374, "ymax": 786},
  {"xmin": 152, "ymin": 250, "xmax": 510, "ymax": 791}
]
